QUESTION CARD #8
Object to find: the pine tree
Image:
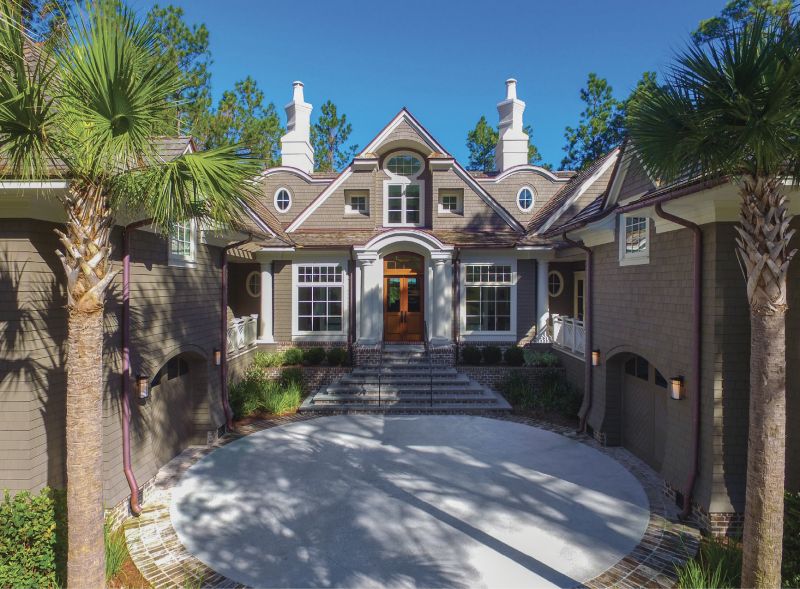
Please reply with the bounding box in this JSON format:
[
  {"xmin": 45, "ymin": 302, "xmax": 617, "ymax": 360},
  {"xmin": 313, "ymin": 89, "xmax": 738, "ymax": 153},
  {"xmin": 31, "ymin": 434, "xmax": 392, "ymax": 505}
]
[{"xmin": 311, "ymin": 101, "xmax": 358, "ymax": 172}]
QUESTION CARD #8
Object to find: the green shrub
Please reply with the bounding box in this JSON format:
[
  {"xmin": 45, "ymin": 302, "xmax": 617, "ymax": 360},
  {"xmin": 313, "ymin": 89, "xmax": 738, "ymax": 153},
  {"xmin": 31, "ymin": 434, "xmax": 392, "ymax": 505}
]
[
  {"xmin": 252, "ymin": 350, "xmax": 284, "ymax": 369},
  {"xmin": 304, "ymin": 347, "xmax": 326, "ymax": 366},
  {"xmin": 229, "ymin": 367, "xmax": 303, "ymax": 419},
  {"xmin": 784, "ymin": 491, "xmax": 800, "ymax": 588},
  {"xmin": 104, "ymin": 521, "xmax": 128, "ymax": 582},
  {"xmin": 282, "ymin": 347, "xmax": 304, "ymax": 365},
  {"xmin": 461, "ymin": 346, "xmax": 482, "ymax": 365},
  {"xmin": 326, "ymin": 347, "xmax": 348, "ymax": 366},
  {"xmin": 523, "ymin": 349, "xmax": 560, "ymax": 367},
  {"xmin": 499, "ymin": 371, "xmax": 580, "ymax": 416},
  {"xmin": 0, "ymin": 488, "xmax": 66, "ymax": 588},
  {"xmin": 676, "ymin": 536, "xmax": 741, "ymax": 589},
  {"xmin": 482, "ymin": 346, "xmax": 502, "ymax": 365},
  {"xmin": 504, "ymin": 346, "xmax": 525, "ymax": 366}
]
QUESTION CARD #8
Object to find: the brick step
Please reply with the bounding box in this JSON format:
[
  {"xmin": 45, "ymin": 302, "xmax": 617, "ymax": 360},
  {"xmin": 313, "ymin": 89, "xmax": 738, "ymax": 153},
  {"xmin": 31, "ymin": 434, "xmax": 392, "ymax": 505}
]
[
  {"xmin": 322, "ymin": 383, "xmax": 486, "ymax": 395},
  {"xmin": 311, "ymin": 393, "xmax": 498, "ymax": 404},
  {"xmin": 299, "ymin": 403, "xmax": 508, "ymax": 414},
  {"xmin": 351, "ymin": 367, "xmax": 457, "ymax": 377},
  {"xmin": 340, "ymin": 374, "xmax": 470, "ymax": 385}
]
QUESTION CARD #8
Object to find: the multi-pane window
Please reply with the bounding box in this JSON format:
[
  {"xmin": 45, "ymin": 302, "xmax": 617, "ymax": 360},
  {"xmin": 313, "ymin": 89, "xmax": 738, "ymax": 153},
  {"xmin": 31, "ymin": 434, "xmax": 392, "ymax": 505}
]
[
  {"xmin": 517, "ymin": 187, "xmax": 534, "ymax": 212},
  {"xmin": 465, "ymin": 264, "xmax": 512, "ymax": 332},
  {"xmin": 439, "ymin": 189, "xmax": 462, "ymax": 214},
  {"xmin": 442, "ymin": 195, "xmax": 458, "ymax": 210},
  {"xmin": 275, "ymin": 188, "xmax": 292, "ymax": 212},
  {"xmin": 297, "ymin": 265, "xmax": 343, "ymax": 332},
  {"xmin": 624, "ymin": 216, "xmax": 648, "ymax": 254},
  {"xmin": 350, "ymin": 195, "xmax": 367, "ymax": 213},
  {"xmin": 387, "ymin": 183, "xmax": 421, "ymax": 225},
  {"xmin": 387, "ymin": 155, "xmax": 421, "ymax": 176},
  {"xmin": 169, "ymin": 221, "xmax": 194, "ymax": 264}
]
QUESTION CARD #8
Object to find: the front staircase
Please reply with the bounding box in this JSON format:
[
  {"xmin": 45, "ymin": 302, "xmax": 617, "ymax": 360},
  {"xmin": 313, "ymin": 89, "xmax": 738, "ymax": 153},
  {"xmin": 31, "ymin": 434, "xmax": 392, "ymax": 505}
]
[{"xmin": 299, "ymin": 345, "xmax": 511, "ymax": 413}]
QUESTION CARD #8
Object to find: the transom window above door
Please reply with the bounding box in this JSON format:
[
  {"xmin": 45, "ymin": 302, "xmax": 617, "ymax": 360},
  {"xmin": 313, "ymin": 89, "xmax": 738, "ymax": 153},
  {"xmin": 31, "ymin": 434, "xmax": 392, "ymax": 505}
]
[{"xmin": 384, "ymin": 152, "xmax": 425, "ymax": 227}]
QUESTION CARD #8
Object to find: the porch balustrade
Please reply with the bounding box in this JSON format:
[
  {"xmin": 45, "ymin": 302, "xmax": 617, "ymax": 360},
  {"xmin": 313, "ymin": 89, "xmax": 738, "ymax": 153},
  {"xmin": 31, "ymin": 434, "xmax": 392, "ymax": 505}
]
[
  {"xmin": 227, "ymin": 314, "xmax": 259, "ymax": 356},
  {"xmin": 552, "ymin": 315, "xmax": 585, "ymax": 356}
]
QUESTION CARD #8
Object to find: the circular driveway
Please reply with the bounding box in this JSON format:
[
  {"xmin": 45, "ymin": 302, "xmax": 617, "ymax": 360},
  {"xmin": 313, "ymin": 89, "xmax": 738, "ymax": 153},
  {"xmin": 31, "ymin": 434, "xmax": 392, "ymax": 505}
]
[{"xmin": 170, "ymin": 415, "xmax": 650, "ymax": 588}]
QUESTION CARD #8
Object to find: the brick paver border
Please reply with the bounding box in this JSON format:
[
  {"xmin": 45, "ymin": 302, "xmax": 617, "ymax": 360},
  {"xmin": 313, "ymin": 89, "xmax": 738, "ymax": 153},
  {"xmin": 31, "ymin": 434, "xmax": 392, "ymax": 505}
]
[{"xmin": 124, "ymin": 413, "xmax": 699, "ymax": 589}]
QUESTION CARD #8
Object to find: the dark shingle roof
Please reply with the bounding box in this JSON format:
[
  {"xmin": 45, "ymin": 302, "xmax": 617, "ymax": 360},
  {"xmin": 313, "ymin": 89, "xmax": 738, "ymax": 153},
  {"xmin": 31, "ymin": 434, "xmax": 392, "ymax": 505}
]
[{"xmin": 286, "ymin": 228, "xmax": 521, "ymax": 249}]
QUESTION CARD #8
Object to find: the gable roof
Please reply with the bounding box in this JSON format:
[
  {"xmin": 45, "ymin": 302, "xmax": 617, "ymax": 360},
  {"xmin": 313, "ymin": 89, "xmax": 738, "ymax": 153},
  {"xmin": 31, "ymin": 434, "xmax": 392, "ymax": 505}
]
[
  {"xmin": 288, "ymin": 108, "xmax": 525, "ymax": 233},
  {"xmin": 526, "ymin": 149, "xmax": 619, "ymax": 234}
]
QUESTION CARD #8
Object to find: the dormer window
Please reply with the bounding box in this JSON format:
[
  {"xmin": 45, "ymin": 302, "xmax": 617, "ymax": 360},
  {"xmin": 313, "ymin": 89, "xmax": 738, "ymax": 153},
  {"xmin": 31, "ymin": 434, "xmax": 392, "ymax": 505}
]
[
  {"xmin": 517, "ymin": 186, "xmax": 535, "ymax": 212},
  {"xmin": 274, "ymin": 187, "xmax": 292, "ymax": 213},
  {"xmin": 383, "ymin": 151, "xmax": 424, "ymax": 227},
  {"xmin": 619, "ymin": 214, "xmax": 650, "ymax": 266}
]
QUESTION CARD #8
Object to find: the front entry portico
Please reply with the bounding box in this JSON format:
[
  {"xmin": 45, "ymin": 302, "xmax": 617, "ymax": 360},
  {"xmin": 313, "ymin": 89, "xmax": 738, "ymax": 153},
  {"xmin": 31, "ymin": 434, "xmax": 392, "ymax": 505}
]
[{"xmin": 383, "ymin": 252, "xmax": 424, "ymax": 342}]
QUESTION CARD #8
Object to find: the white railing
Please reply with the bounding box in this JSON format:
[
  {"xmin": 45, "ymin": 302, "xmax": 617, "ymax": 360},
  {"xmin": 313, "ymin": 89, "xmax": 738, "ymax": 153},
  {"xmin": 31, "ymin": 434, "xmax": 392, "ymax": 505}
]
[
  {"xmin": 552, "ymin": 315, "xmax": 585, "ymax": 357},
  {"xmin": 227, "ymin": 314, "xmax": 259, "ymax": 356}
]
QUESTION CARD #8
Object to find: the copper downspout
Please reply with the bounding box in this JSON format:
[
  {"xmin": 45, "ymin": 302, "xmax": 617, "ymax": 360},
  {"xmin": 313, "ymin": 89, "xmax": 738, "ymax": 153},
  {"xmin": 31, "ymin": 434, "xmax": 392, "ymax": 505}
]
[
  {"xmin": 121, "ymin": 218, "xmax": 152, "ymax": 516},
  {"xmin": 655, "ymin": 203, "xmax": 703, "ymax": 519},
  {"xmin": 220, "ymin": 235, "xmax": 253, "ymax": 431},
  {"xmin": 562, "ymin": 232, "xmax": 593, "ymax": 433},
  {"xmin": 348, "ymin": 248, "xmax": 357, "ymax": 365}
]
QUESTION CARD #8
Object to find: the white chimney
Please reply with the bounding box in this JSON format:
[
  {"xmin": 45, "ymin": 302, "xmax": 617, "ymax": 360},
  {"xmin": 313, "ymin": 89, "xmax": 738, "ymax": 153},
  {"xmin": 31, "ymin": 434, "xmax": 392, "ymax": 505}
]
[
  {"xmin": 280, "ymin": 81, "xmax": 314, "ymax": 173},
  {"xmin": 495, "ymin": 78, "xmax": 529, "ymax": 171}
]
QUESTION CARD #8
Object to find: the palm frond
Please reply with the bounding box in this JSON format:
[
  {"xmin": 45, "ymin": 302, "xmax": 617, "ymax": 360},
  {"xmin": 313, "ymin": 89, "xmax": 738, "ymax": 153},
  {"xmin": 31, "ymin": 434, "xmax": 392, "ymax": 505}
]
[
  {"xmin": 0, "ymin": 0, "xmax": 59, "ymax": 178},
  {"xmin": 55, "ymin": 0, "xmax": 182, "ymax": 181},
  {"xmin": 113, "ymin": 143, "xmax": 264, "ymax": 230},
  {"xmin": 629, "ymin": 14, "xmax": 800, "ymax": 183}
]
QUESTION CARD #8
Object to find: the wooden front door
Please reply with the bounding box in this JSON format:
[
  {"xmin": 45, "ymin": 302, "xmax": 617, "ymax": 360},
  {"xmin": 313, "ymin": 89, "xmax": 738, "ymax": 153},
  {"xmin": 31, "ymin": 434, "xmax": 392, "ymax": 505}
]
[{"xmin": 384, "ymin": 253, "xmax": 424, "ymax": 342}]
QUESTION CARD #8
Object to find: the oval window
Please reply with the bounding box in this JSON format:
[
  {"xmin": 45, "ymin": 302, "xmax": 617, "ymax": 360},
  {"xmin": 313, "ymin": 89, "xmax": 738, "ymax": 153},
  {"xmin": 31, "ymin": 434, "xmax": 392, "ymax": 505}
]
[
  {"xmin": 517, "ymin": 187, "xmax": 534, "ymax": 212},
  {"xmin": 274, "ymin": 188, "xmax": 292, "ymax": 212},
  {"xmin": 246, "ymin": 271, "xmax": 260, "ymax": 298},
  {"xmin": 387, "ymin": 154, "xmax": 422, "ymax": 176},
  {"xmin": 547, "ymin": 270, "xmax": 564, "ymax": 297}
]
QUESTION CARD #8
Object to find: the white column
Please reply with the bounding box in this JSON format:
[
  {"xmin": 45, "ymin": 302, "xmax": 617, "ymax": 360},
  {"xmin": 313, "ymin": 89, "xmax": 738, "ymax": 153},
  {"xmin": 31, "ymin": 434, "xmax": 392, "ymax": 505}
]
[
  {"xmin": 259, "ymin": 261, "xmax": 274, "ymax": 343},
  {"xmin": 356, "ymin": 253, "xmax": 380, "ymax": 344},
  {"xmin": 354, "ymin": 260, "xmax": 363, "ymax": 341},
  {"xmin": 536, "ymin": 258, "xmax": 549, "ymax": 336},
  {"xmin": 431, "ymin": 254, "xmax": 453, "ymax": 343}
]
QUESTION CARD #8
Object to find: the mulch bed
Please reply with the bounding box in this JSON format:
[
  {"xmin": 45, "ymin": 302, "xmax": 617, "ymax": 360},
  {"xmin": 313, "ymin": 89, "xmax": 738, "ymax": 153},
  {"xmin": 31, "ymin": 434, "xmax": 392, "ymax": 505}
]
[{"xmin": 109, "ymin": 555, "xmax": 151, "ymax": 588}]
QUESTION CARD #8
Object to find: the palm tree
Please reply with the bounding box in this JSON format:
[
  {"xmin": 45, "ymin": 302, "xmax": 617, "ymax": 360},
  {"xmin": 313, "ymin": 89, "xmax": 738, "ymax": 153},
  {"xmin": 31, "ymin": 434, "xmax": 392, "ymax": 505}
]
[
  {"xmin": 628, "ymin": 14, "xmax": 800, "ymax": 588},
  {"xmin": 0, "ymin": 2, "xmax": 261, "ymax": 585}
]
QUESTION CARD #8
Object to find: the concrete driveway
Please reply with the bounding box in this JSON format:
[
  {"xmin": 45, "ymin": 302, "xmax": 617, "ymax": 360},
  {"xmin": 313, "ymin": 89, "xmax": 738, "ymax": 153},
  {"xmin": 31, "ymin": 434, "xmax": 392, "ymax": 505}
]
[{"xmin": 170, "ymin": 415, "xmax": 650, "ymax": 588}]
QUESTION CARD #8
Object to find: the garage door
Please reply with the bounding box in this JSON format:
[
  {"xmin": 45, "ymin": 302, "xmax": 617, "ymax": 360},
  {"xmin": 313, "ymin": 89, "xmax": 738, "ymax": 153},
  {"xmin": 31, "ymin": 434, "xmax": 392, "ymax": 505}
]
[
  {"xmin": 622, "ymin": 355, "xmax": 668, "ymax": 472},
  {"xmin": 149, "ymin": 356, "xmax": 195, "ymax": 469}
]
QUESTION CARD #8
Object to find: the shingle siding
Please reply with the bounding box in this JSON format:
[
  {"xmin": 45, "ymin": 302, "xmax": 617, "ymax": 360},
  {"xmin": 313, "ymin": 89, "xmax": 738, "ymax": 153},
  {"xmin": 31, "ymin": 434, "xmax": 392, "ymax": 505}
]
[{"xmin": 273, "ymin": 260, "xmax": 292, "ymax": 341}]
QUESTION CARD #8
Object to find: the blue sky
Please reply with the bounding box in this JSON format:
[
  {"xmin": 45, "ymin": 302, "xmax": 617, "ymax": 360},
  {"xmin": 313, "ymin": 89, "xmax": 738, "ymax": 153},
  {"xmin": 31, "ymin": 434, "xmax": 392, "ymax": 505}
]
[{"xmin": 134, "ymin": 0, "xmax": 725, "ymax": 169}]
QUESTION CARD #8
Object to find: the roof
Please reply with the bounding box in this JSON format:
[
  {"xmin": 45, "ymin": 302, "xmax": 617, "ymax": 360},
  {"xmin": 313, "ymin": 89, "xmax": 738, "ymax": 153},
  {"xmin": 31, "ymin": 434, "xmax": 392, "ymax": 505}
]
[
  {"xmin": 287, "ymin": 228, "xmax": 521, "ymax": 249},
  {"xmin": 468, "ymin": 169, "xmax": 577, "ymax": 179},
  {"xmin": 526, "ymin": 150, "xmax": 619, "ymax": 234}
]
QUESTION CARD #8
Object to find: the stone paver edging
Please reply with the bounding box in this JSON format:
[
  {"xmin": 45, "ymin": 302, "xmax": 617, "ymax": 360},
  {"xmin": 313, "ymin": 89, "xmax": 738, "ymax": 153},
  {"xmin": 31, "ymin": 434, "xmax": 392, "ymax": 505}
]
[{"xmin": 124, "ymin": 413, "xmax": 699, "ymax": 588}]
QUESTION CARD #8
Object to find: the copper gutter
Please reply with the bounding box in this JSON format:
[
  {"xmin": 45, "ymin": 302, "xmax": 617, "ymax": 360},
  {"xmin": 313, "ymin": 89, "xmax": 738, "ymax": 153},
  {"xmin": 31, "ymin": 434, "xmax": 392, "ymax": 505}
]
[
  {"xmin": 220, "ymin": 235, "xmax": 253, "ymax": 431},
  {"xmin": 562, "ymin": 232, "xmax": 593, "ymax": 433},
  {"xmin": 121, "ymin": 218, "xmax": 152, "ymax": 516},
  {"xmin": 348, "ymin": 247, "xmax": 357, "ymax": 364},
  {"xmin": 451, "ymin": 247, "xmax": 461, "ymax": 361},
  {"xmin": 655, "ymin": 203, "xmax": 702, "ymax": 519}
]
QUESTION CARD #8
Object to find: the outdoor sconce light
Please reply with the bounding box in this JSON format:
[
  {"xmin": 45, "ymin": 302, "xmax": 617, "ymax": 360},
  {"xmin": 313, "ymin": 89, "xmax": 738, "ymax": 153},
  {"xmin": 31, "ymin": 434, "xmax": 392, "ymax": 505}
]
[
  {"xmin": 214, "ymin": 348, "xmax": 222, "ymax": 366},
  {"xmin": 136, "ymin": 375, "xmax": 150, "ymax": 400},
  {"xmin": 591, "ymin": 350, "xmax": 601, "ymax": 366},
  {"xmin": 670, "ymin": 376, "xmax": 684, "ymax": 400}
]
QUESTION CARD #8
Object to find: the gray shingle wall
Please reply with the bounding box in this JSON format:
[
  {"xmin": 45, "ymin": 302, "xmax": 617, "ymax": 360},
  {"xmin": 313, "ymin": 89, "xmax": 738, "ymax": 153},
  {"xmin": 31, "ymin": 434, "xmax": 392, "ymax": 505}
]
[
  {"xmin": 302, "ymin": 169, "xmax": 382, "ymax": 230},
  {"xmin": 516, "ymin": 259, "xmax": 537, "ymax": 342},
  {"xmin": 479, "ymin": 172, "xmax": 567, "ymax": 227},
  {"xmin": 273, "ymin": 260, "xmax": 292, "ymax": 341},
  {"xmin": 257, "ymin": 172, "xmax": 328, "ymax": 226},
  {"xmin": 432, "ymin": 169, "xmax": 507, "ymax": 231},
  {"xmin": 617, "ymin": 155, "xmax": 656, "ymax": 201}
]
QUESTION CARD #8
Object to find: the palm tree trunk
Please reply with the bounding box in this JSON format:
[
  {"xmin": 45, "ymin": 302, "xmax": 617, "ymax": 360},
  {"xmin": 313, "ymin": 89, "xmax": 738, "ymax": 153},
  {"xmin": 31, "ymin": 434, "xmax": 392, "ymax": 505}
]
[
  {"xmin": 736, "ymin": 176, "xmax": 793, "ymax": 588},
  {"xmin": 56, "ymin": 185, "xmax": 116, "ymax": 587},
  {"xmin": 65, "ymin": 307, "xmax": 106, "ymax": 589}
]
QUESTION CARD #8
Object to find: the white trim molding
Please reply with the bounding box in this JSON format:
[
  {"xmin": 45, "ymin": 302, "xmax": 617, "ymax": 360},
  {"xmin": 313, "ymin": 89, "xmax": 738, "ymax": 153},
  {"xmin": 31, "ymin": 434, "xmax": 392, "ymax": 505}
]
[
  {"xmin": 459, "ymin": 255, "xmax": 518, "ymax": 341},
  {"xmin": 274, "ymin": 186, "xmax": 293, "ymax": 213},
  {"xmin": 259, "ymin": 166, "xmax": 333, "ymax": 185},
  {"xmin": 516, "ymin": 186, "xmax": 535, "ymax": 212},
  {"xmin": 481, "ymin": 164, "xmax": 569, "ymax": 184},
  {"xmin": 291, "ymin": 259, "xmax": 349, "ymax": 340}
]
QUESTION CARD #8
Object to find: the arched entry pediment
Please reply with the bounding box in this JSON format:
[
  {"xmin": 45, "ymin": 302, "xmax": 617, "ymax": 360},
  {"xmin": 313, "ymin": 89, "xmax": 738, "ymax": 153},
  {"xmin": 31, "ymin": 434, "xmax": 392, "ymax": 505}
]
[{"xmin": 354, "ymin": 229, "xmax": 454, "ymax": 258}]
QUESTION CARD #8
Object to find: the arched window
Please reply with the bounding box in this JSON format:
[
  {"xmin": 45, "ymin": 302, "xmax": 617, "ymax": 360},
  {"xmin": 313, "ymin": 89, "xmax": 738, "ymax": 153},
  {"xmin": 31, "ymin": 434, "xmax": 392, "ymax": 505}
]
[
  {"xmin": 274, "ymin": 187, "xmax": 292, "ymax": 212},
  {"xmin": 384, "ymin": 152, "xmax": 424, "ymax": 226}
]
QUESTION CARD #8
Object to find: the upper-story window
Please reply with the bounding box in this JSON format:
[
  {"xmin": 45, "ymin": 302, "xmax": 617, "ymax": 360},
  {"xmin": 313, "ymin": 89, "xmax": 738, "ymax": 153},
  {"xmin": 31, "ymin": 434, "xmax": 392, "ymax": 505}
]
[
  {"xmin": 438, "ymin": 189, "xmax": 463, "ymax": 215},
  {"xmin": 169, "ymin": 220, "xmax": 196, "ymax": 267},
  {"xmin": 274, "ymin": 187, "xmax": 292, "ymax": 213},
  {"xmin": 345, "ymin": 189, "xmax": 369, "ymax": 216},
  {"xmin": 517, "ymin": 186, "xmax": 535, "ymax": 212},
  {"xmin": 619, "ymin": 214, "xmax": 650, "ymax": 265},
  {"xmin": 384, "ymin": 152, "xmax": 424, "ymax": 227}
]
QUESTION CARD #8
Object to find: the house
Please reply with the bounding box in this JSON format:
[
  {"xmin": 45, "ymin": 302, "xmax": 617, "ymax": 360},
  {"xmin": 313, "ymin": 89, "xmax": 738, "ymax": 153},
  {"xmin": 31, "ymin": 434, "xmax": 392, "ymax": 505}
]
[{"xmin": 0, "ymin": 78, "xmax": 796, "ymax": 535}]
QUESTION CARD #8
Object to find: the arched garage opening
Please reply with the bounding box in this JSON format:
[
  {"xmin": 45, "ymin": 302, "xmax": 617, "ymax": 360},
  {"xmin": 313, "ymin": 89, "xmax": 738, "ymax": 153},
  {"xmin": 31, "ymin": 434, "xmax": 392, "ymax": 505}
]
[
  {"xmin": 607, "ymin": 353, "xmax": 671, "ymax": 472},
  {"xmin": 147, "ymin": 352, "xmax": 208, "ymax": 469}
]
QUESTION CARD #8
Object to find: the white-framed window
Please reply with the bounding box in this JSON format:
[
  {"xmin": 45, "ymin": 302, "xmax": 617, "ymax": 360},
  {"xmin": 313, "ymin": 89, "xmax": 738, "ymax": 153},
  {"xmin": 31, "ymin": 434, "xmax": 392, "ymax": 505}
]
[
  {"xmin": 464, "ymin": 264, "xmax": 513, "ymax": 333},
  {"xmin": 517, "ymin": 186, "xmax": 535, "ymax": 212},
  {"xmin": 274, "ymin": 187, "xmax": 292, "ymax": 213},
  {"xmin": 384, "ymin": 151, "xmax": 424, "ymax": 227},
  {"xmin": 168, "ymin": 220, "xmax": 196, "ymax": 267},
  {"xmin": 295, "ymin": 264, "xmax": 344, "ymax": 333},
  {"xmin": 619, "ymin": 214, "xmax": 650, "ymax": 265},
  {"xmin": 547, "ymin": 270, "xmax": 564, "ymax": 297},
  {"xmin": 246, "ymin": 271, "xmax": 260, "ymax": 298},
  {"xmin": 438, "ymin": 189, "xmax": 463, "ymax": 215},
  {"xmin": 345, "ymin": 190, "xmax": 369, "ymax": 215}
]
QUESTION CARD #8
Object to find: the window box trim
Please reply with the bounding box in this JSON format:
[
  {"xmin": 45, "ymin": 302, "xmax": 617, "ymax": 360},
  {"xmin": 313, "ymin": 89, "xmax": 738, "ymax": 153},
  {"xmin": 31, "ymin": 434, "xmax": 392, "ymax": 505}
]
[{"xmin": 291, "ymin": 261, "xmax": 349, "ymax": 337}]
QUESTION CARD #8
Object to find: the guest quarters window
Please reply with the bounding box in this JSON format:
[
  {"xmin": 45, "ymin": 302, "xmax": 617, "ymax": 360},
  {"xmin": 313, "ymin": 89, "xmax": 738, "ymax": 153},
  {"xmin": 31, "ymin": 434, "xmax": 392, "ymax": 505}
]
[
  {"xmin": 168, "ymin": 220, "xmax": 196, "ymax": 267},
  {"xmin": 465, "ymin": 264, "xmax": 513, "ymax": 332},
  {"xmin": 384, "ymin": 152, "xmax": 424, "ymax": 227},
  {"xmin": 296, "ymin": 264, "xmax": 343, "ymax": 333},
  {"xmin": 619, "ymin": 214, "xmax": 650, "ymax": 265}
]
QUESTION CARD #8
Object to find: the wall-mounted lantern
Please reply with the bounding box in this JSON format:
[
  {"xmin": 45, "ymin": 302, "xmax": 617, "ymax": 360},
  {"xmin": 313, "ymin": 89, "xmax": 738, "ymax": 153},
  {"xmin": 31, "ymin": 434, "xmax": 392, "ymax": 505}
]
[
  {"xmin": 670, "ymin": 376, "xmax": 684, "ymax": 400},
  {"xmin": 214, "ymin": 348, "xmax": 222, "ymax": 366},
  {"xmin": 136, "ymin": 375, "xmax": 150, "ymax": 400},
  {"xmin": 591, "ymin": 350, "xmax": 601, "ymax": 366}
]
